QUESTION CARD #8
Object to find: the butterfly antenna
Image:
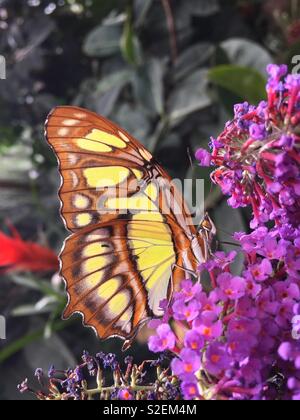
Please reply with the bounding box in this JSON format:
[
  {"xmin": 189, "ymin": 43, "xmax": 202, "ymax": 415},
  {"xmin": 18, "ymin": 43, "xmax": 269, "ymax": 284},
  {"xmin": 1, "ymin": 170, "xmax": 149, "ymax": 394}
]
[
  {"xmin": 187, "ymin": 147, "xmax": 194, "ymax": 173},
  {"xmin": 213, "ymin": 224, "xmax": 236, "ymax": 239},
  {"xmin": 218, "ymin": 240, "xmax": 241, "ymax": 248}
]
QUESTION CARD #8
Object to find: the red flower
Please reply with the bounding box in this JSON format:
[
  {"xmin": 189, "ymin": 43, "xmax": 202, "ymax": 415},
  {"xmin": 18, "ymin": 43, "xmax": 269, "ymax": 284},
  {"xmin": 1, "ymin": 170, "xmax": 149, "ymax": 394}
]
[{"xmin": 0, "ymin": 225, "xmax": 59, "ymax": 273}]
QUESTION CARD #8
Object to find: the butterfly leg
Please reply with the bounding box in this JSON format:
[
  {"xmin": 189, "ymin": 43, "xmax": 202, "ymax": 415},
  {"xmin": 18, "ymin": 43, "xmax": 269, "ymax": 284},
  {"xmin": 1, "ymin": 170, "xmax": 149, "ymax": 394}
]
[
  {"xmin": 171, "ymin": 263, "xmax": 198, "ymax": 280},
  {"xmin": 169, "ymin": 264, "xmax": 200, "ymax": 306}
]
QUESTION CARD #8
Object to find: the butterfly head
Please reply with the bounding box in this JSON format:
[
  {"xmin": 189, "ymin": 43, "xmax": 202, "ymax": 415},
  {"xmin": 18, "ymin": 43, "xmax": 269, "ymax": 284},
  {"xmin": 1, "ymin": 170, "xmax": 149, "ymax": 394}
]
[
  {"xmin": 195, "ymin": 213, "xmax": 217, "ymax": 262},
  {"xmin": 198, "ymin": 212, "xmax": 216, "ymax": 237}
]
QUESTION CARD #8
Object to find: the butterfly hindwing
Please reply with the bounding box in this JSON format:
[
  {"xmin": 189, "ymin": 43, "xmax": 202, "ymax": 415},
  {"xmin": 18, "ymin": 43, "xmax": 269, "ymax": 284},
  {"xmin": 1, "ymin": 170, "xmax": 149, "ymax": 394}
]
[{"xmin": 61, "ymin": 217, "xmax": 176, "ymax": 341}]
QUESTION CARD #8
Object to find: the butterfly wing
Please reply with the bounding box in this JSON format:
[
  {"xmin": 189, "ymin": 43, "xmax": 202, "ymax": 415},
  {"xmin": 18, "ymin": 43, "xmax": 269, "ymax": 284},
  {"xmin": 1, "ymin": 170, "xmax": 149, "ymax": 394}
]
[
  {"xmin": 46, "ymin": 106, "xmax": 157, "ymax": 231},
  {"xmin": 61, "ymin": 217, "xmax": 177, "ymax": 346},
  {"xmin": 45, "ymin": 106, "xmax": 201, "ymax": 344}
]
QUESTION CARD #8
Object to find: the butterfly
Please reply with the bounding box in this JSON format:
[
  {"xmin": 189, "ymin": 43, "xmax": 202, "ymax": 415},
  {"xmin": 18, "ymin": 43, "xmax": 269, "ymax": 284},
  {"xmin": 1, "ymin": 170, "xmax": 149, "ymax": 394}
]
[{"xmin": 45, "ymin": 106, "xmax": 213, "ymax": 349}]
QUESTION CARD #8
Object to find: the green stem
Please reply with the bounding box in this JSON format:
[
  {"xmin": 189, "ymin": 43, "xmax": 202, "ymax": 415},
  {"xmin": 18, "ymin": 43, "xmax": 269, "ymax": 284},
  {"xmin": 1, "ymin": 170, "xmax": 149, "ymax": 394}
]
[
  {"xmin": 0, "ymin": 320, "xmax": 72, "ymax": 364},
  {"xmin": 85, "ymin": 384, "xmax": 155, "ymax": 398},
  {"xmin": 148, "ymin": 117, "xmax": 169, "ymax": 154}
]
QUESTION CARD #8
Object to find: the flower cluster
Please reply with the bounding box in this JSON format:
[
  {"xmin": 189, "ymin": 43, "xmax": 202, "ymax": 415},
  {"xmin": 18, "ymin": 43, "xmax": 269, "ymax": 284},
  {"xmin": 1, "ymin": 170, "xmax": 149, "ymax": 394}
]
[
  {"xmin": 149, "ymin": 65, "xmax": 300, "ymax": 400},
  {"xmin": 18, "ymin": 351, "xmax": 181, "ymax": 400},
  {"xmin": 198, "ymin": 65, "xmax": 300, "ymax": 226}
]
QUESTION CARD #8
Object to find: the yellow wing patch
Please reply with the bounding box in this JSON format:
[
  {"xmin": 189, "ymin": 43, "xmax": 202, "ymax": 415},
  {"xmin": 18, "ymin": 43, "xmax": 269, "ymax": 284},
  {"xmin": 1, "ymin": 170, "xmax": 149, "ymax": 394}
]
[
  {"xmin": 128, "ymin": 218, "xmax": 176, "ymax": 315},
  {"xmin": 98, "ymin": 278, "xmax": 120, "ymax": 299},
  {"xmin": 87, "ymin": 129, "xmax": 127, "ymax": 148},
  {"xmin": 77, "ymin": 129, "xmax": 127, "ymax": 152},
  {"xmin": 76, "ymin": 213, "xmax": 93, "ymax": 228},
  {"xmin": 74, "ymin": 194, "xmax": 90, "ymax": 210},
  {"xmin": 104, "ymin": 182, "xmax": 159, "ymax": 213},
  {"xmin": 83, "ymin": 166, "xmax": 130, "ymax": 188},
  {"xmin": 77, "ymin": 139, "xmax": 112, "ymax": 153}
]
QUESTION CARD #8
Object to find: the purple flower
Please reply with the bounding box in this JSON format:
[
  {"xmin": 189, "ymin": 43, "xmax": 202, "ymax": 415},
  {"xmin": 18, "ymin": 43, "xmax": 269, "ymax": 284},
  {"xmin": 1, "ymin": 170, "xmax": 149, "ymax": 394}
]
[
  {"xmin": 34, "ymin": 369, "xmax": 44, "ymax": 382},
  {"xmin": 175, "ymin": 280, "xmax": 202, "ymax": 303},
  {"xmin": 244, "ymin": 275, "xmax": 262, "ymax": 298},
  {"xmin": 285, "ymin": 74, "xmax": 300, "ymax": 90},
  {"xmin": 257, "ymin": 236, "xmax": 287, "ymax": 260},
  {"xmin": 194, "ymin": 318, "xmax": 223, "ymax": 341},
  {"xmin": 48, "ymin": 365, "xmax": 56, "ymax": 378},
  {"xmin": 205, "ymin": 342, "xmax": 232, "ymax": 376},
  {"xmin": 172, "ymin": 299, "xmax": 201, "ymax": 322},
  {"xmin": 148, "ymin": 324, "xmax": 176, "ymax": 353},
  {"xmin": 17, "ymin": 379, "xmax": 29, "ymax": 394},
  {"xmin": 73, "ymin": 366, "xmax": 84, "ymax": 382},
  {"xmin": 184, "ymin": 330, "xmax": 204, "ymax": 352},
  {"xmin": 285, "ymin": 250, "xmax": 300, "ymax": 277},
  {"xmin": 227, "ymin": 337, "xmax": 252, "ymax": 361},
  {"xmin": 118, "ymin": 389, "xmax": 134, "ymax": 400},
  {"xmin": 181, "ymin": 381, "xmax": 200, "ymax": 400},
  {"xmin": 249, "ymin": 123, "xmax": 266, "ymax": 140},
  {"xmin": 217, "ymin": 273, "xmax": 246, "ymax": 300},
  {"xmin": 172, "ymin": 349, "xmax": 201, "ymax": 378},
  {"xmin": 277, "ymin": 134, "xmax": 295, "ymax": 150},
  {"xmin": 275, "ymin": 299, "xmax": 295, "ymax": 328},
  {"xmin": 278, "ymin": 341, "xmax": 300, "ymax": 368},
  {"xmin": 287, "ymin": 377, "xmax": 300, "ymax": 400},
  {"xmin": 103, "ymin": 353, "xmax": 118, "ymax": 370},
  {"xmin": 248, "ymin": 259, "xmax": 273, "ymax": 282},
  {"xmin": 236, "ymin": 228, "xmax": 268, "ymax": 253},
  {"xmin": 273, "ymin": 281, "xmax": 300, "ymax": 301},
  {"xmin": 256, "ymin": 288, "xmax": 279, "ymax": 316},
  {"xmin": 236, "ymin": 297, "xmax": 258, "ymax": 318},
  {"xmin": 198, "ymin": 292, "xmax": 222, "ymax": 320},
  {"xmin": 195, "ymin": 148, "xmax": 211, "ymax": 166},
  {"xmin": 266, "ymin": 64, "xmax": 288, "ymax": 80},
  {"xmin": 214, "ymin": 251, "xmax": 237, "ymax": 268},
  {"xmin": 228, "ymin": 318, "xmax": 261, "ymax": 348}
]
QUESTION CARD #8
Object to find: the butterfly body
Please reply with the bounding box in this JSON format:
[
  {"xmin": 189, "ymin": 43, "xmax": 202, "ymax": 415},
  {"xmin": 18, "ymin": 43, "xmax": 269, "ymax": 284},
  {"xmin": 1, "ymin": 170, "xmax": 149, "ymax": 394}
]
[{"xmin": 45, "ymin": 106, "xmax": 209, "ymax": 347}]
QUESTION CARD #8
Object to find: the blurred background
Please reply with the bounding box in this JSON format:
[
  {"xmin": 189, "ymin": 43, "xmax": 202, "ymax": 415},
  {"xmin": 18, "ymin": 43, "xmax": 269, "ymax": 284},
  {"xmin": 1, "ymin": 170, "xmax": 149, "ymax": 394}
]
[{"xmin": 0, "ymin": 0, "xmax": 299, "ymax": 400}]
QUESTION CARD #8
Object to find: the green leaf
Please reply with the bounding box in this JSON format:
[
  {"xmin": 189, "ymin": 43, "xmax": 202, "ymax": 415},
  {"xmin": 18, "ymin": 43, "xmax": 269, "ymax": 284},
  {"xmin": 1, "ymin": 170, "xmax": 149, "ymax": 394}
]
[
  {"xmin": 209, "ymin": 65, "xmax": 267, "ymax": 104},
  {"xmin": 114, "ymin": 103, "xmax": 150, "ymax": 144},
  {"xmin": 11, "ymin": 302, "xmax": 55, "ymax": 317},
  {"xmin": 94, "ymin": 70, "xmax": 132, "ymax": 116},
  {"xmin": 175, "ymin": 0, "xmax": 219, "ymax": 31},
  {"xmin": 83, "ymin": 22, "xmax": 123, "ymax": 58},
  {"xmin": 120, "ymin": 12, "xmax": 142, "ymax": 66},
  {"xmin": 172, "ymin": 42, "xmax": 215, "ymax": 83},
  {"xmin": 168, "ymin": 69, "xmax": 212, "ymax": 125},
  {"xmin": 134, "ymin": 0, "xmax": 153, "ymax": 27},
  {"xmin": 96, "ymin": 69, "xmax": 132, "ymax": 93},
  {"xmin": 10, "ymin": 275, "xmax": 65, "ymax": 303},
  {"xmin": 133, "ymin": 58, "xmax": 165, "ymax": 116},
  {"xmin": 0, "ymin": 320, "xmax": 71, "ymax": 364},
  {"xmin": 221, "ymin": 38, "xmax": 273, "ymax": 76}
]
